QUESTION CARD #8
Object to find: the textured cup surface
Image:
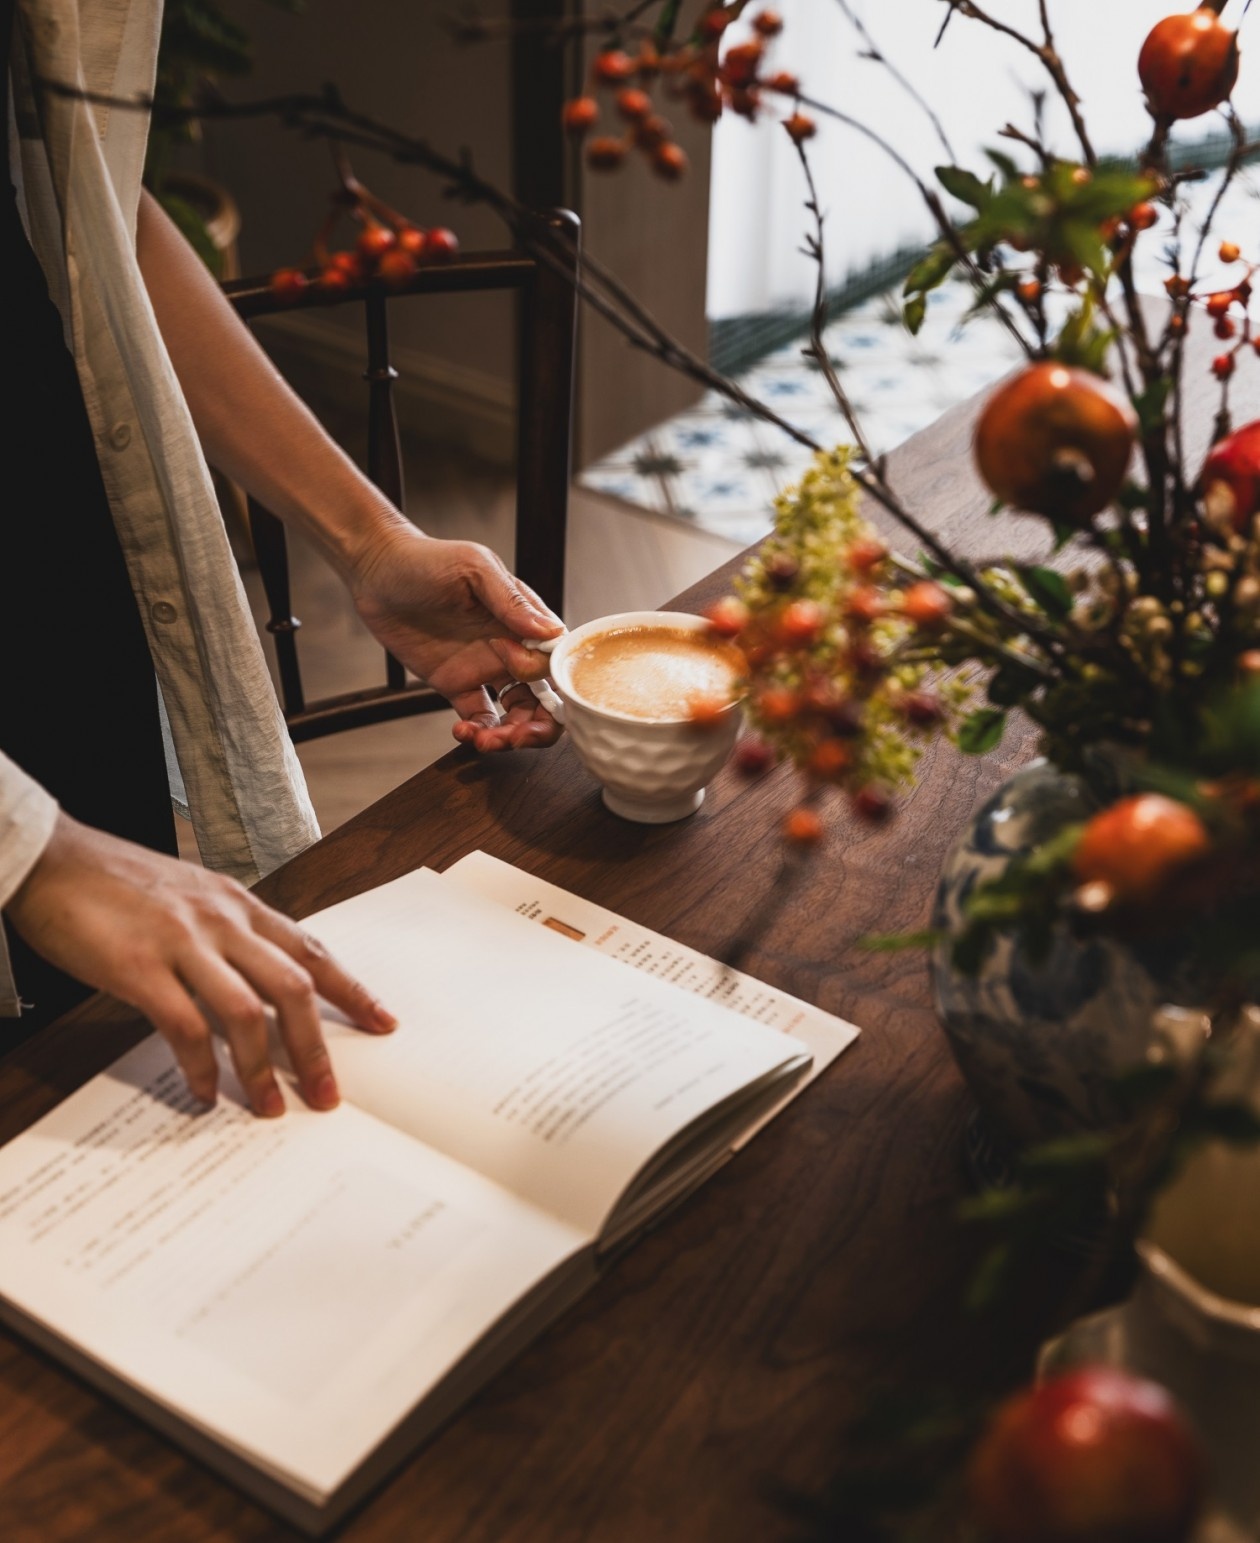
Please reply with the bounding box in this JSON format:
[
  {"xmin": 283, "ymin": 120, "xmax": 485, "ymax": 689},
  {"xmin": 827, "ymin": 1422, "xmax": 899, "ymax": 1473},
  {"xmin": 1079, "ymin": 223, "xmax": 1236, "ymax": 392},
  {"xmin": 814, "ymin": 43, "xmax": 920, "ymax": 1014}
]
[{"xmin": 550, "ymin": 611, "xmax": 742, "ymax": 823}]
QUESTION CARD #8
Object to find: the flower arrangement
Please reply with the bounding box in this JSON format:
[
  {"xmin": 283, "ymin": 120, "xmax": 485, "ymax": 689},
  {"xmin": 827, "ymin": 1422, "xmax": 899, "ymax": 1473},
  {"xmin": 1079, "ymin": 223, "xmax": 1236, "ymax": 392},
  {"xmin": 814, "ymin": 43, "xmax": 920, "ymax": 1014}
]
[{"xmin": 611, "ymin": 1, "xmax": 1260, "ymax": 997}]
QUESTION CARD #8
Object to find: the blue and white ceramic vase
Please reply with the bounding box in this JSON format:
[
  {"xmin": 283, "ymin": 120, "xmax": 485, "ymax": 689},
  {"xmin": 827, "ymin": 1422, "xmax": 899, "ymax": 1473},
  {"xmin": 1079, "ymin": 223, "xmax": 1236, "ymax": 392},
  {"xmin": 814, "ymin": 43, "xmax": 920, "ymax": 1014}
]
[{"xmin": 931, "ymin": 760, "xmax": 1209, "ymax": 1159}]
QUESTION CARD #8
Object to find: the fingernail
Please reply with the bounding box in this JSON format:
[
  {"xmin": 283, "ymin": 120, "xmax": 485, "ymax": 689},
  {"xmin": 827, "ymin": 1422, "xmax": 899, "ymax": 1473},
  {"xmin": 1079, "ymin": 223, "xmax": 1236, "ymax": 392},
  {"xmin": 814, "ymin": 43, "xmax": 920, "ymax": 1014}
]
[
  {"xmin": 258, "ymin": 1082, "xmax": 285, "ymax": 1118},
  {"xmin": 313, "ymin": 1073, "xmax": 340, "ymax": 1109},
  {"xmin": 372, "ymin": 1002, "xmax": 399, "ymax": 1032}
]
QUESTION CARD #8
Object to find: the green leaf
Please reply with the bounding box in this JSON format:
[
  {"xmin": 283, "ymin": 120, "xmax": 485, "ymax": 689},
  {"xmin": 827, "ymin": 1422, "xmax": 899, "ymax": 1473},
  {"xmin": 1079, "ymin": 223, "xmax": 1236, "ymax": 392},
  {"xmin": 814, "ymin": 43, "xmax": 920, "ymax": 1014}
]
[
  {"xmin": 983, "ymin": 147, "xmax": 1021, "ymax": 181},
  {"xmin": 903, "ymin": 293, "xmax": 927, "ymax": 336},
  {"xmin": 902, "ymin": 243, "xmax": 957, "ymax": 297},
  {"xmin": 1017, "ymin": 565, "xmax": 1073, "ymax": 619},
  {"xmin": 1134, "ymin": 376, "xmax": 1173, "ymax": 436},
  {"xmin": 935, "ymin": 164, "xmax": 991, "ymax": 209},
  {"xmin": 1016, "ymin": 1132, "xmax": 1112, "ymax": 1176},
  {"xmin": 859, "ymin": 929, "xmax": 944, "ymax": 952},
  {"xmin": 1051, "ymin": 519, "xmax": 1078, "ymax": 552},
  {"xmin": 957, "ymin": 708, "xmax": 1007, "ymax": 755}
]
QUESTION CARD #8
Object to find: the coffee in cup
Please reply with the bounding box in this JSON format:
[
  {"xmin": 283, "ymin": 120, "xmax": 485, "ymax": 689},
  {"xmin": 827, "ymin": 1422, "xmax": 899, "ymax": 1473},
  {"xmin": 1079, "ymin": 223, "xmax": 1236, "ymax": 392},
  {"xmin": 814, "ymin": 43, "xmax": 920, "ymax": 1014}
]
[
  {"xmin": 565, "ymin": 623, "xmax": 743, "ymax": 722},
  {"xmin": 546, "ymin": 611, "xmax": 745, "ymax": 823}
]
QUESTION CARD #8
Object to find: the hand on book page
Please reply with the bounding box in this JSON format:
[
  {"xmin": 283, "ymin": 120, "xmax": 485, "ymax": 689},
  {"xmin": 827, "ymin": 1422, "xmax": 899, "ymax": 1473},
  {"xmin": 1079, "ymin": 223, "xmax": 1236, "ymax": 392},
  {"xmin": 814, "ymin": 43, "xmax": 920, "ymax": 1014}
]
[{"xmin": 5, "ymin": 815, "xmax": 398, "ymax": 1116}]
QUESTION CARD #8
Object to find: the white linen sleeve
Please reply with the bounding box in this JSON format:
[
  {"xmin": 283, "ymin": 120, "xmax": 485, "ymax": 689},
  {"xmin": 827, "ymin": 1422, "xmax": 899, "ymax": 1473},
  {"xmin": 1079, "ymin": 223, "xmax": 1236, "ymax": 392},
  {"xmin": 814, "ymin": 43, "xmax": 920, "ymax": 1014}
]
[{"xmin": 0, "ymin": 751, "xmax": 59, "ymax": 911}]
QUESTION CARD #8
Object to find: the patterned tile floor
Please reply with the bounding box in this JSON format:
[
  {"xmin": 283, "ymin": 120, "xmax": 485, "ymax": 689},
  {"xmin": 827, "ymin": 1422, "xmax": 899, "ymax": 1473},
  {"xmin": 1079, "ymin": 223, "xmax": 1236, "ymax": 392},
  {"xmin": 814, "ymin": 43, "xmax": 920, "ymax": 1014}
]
[{"xmin": 581, "ymin": 175, "xmax": 1259, "ymax": 547}]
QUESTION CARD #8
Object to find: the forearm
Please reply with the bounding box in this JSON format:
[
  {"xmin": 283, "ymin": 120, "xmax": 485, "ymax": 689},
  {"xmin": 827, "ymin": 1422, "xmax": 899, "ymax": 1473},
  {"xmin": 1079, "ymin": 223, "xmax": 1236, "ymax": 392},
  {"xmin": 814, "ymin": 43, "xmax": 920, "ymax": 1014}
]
[
  {"xmin": 135, "ymin": 189, "xmax": 413, "ymax": 576},
  {"xmin": 0, "ymin": 753, "xmax": 59, "ymax": 913}
]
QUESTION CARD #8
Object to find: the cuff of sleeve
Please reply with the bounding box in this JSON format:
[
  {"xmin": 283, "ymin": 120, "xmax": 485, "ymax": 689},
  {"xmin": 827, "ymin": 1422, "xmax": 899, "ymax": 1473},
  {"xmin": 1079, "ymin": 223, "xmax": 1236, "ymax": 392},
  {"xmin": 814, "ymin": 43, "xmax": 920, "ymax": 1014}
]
[{"xmin": 0, "ymin": 761, "xmax": 60, "ymax": 912}]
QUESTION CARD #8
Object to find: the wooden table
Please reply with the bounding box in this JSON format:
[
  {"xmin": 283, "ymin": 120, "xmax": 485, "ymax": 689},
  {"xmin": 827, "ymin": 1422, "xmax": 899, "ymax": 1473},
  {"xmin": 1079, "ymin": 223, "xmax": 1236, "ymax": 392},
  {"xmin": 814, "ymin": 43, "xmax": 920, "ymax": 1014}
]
[{"xmin": 0, "ymin": 318, "xmax": 1238, "ymax": 1542}]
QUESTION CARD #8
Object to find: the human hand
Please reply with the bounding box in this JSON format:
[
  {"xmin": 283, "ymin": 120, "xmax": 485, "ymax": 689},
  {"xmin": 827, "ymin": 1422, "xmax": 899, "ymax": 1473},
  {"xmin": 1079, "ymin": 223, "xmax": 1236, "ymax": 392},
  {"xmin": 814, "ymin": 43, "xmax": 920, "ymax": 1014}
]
[
  {"xmin": 348, "ymin": 526, "xmax": 565, "ymax": 752},
  {"xmin": 5, "ymin": 815, "xmax": 396, "ymax": 1115}
]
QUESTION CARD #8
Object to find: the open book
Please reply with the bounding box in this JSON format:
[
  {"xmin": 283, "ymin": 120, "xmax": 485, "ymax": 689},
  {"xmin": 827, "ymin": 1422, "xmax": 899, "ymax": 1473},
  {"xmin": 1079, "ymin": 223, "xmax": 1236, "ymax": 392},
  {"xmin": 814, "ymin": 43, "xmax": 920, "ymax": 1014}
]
[{"xmin": 0, "ymin": 857, "xmax": 858, "ymax": 1533}]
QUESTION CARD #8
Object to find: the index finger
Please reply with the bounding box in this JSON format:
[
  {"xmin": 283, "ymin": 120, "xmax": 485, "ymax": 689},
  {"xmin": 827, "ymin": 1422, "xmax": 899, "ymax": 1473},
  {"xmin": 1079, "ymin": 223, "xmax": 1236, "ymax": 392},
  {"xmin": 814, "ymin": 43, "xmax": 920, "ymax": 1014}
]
[{"xmin": 254, "ymin": 908, "xmax": 397, "ymax": 1035}]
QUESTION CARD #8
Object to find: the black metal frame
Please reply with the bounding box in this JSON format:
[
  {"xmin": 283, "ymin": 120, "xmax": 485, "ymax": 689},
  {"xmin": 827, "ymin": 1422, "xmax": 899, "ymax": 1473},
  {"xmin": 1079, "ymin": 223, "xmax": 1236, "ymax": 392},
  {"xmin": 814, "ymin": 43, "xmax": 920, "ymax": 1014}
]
[{"xmin": 223, "ymin": 211, "xmax": 579, "ymax": 744}]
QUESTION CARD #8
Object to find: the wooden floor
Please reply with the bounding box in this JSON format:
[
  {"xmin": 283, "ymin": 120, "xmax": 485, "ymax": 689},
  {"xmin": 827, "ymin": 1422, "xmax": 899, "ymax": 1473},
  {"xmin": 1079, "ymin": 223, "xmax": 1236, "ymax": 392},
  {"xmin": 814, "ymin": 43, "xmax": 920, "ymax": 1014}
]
[{"xmin": 178, "ymin": 446, "xmax": 743, "ymax": 858}]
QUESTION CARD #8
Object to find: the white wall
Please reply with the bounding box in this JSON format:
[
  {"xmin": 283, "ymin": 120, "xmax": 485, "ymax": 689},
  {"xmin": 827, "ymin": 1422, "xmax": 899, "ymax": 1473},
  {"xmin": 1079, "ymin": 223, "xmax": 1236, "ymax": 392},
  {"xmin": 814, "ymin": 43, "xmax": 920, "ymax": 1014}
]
[{"xmin": 709, "ymin": 0, "xmax": 1260, "ymax": 318}]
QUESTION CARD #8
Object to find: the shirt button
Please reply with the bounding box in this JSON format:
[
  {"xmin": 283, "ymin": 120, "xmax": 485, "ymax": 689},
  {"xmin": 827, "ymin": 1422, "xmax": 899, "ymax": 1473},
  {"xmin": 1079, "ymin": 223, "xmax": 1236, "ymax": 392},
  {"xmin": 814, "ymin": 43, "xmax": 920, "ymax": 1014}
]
[
  {"xmin": 109, "ymin": 422, "xmax": 132, "ymax": 450},
  {"xmin": 151, "ymin": 601, "xmax": 178, "ymax": 624}
]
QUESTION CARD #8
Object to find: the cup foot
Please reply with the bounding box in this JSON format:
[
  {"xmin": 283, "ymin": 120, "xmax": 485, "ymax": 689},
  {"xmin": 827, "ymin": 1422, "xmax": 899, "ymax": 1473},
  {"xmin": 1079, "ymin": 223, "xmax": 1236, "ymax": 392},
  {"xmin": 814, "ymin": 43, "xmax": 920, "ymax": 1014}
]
[{"xmin": 602, "ymin": 786, "xmax": 705, "ymax": 823}]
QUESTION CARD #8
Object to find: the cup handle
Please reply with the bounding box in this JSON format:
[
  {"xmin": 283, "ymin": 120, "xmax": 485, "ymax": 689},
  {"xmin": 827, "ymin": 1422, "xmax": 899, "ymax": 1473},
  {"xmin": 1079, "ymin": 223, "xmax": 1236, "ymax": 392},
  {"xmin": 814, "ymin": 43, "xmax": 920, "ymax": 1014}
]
[{"xmin": 511, "ymin": 631, "xmax": 566, "ymax": 724}]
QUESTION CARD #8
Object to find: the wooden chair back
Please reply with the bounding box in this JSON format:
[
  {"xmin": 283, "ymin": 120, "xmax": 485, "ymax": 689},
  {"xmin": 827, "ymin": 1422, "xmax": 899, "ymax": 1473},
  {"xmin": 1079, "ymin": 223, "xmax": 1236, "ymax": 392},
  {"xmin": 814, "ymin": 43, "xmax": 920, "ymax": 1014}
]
[{"xmin": 223, "ymin": 210, "xmax": 579, "ymax": 744}]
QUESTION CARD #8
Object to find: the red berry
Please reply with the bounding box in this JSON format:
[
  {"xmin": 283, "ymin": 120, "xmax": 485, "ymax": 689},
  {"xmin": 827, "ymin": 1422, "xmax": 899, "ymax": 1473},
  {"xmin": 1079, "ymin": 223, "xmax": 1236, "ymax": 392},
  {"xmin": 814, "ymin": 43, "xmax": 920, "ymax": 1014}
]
[
  {"xmin": 967, "ymin": 1366, "xmax": 1206, "ymax": 1543},
  {"xmin": 356, "ymin": 224, "xmax": 396, "ymax": 266},
  {"xmin": 395, "ymin": 227, "xmax": 427, "ymax": 260},
  {"xmin": 317, "ymin": 265, "xmax": 353, "ymax": 296},
  {"xmin": 783, "ymin": 807, "xmax": 824, "ymax": 845},
  {"xmin": 652, "ymin": 142, "xmax": 689, "ymax": 181},
  {"xmin": 1215, "ymin": 316, "xmax": 1237, "ymax": 340},
  {"xmin": 721, "ymin": 41, "xmax": 764, "ymax": 87},
  {"xmin": 1219, "ymin": 240, "xmax": 1241, "ymax": 263},
  {"xmin": 901, "ymin": 690, "xmax": 943, "ymax": 727},
  {"xmin": 562, "ymin": 96, "xmax": 599, "ymax": 134},
  {"xmin": 807, "ymin": 740, "xmax": 851, "ymax": 781},
  {"xmin": 376, "ymin": 248, "xmax": 417, "ymax": 289},
  {"xmin": 634, "ymin": 114, "xmax": 673, "ymax": 151},
  {"xmin": 635, "ymin": 43, "xmax": 661, "ymax": 79},
  {"xmin": 269, "ymin": 266, "xmax": 309, "ymax": 303},
  {"xmin": 784, "ymin": 112, "xmax": 817, "ymax": 144},
  {"xmin": 902, "ymin": 580, "xmax": 953, "ymax": 629},
  {"xmin": 615, "ymin": 87, "xmax": 652, "ymax": 122},
  {"xmin": 593, "ymin": 49, "xmax": 635, "ymax": 84},
  {"xmin": 764, "ymin": 70, "xmax": 799, "ymax": 94},
  {"xmin": 1139, "ymin": 8, "xmax": 1239, "ymax": 122},
  {"xmin": 777, "ymin": 599, "xmax": 825, "ymax": 646},
  {"xmin": 426, "ymin": 227, "xmax": 460, "ymax": 261},
  {"xmin": 1205, "ymin": 290, "xmax": 1234, "ymax": 317},
  {"xmin": 753, "ymin": 9, "xmax": 784, "ymax": 37},
  {"xmin": 734, "ymin": 737, "xmax": 774, "ymax": 775},
  {"xmin": 851, "ymin": 786, "xmax": 891, "ymax": 822},
  {"xmin": 845, "ymin": 586, "xmax": 885, "ymax": 625},
  {"xmin": 586, "ymin": 136, "xmax": 627, "ymax": 171},
  {"xmin": 765, "ymin": 551, "xmax": 801, "ymax": 589},
  {"xmin": 1128, "ymin": 200, "xmax": 1158, "ymax": 231},
  {"xmin": 1213, "ymin": 352, "xmax": 1236, "ymax": 380},
  {"xmin": 687, "ymin": 695, "xmax": 729, "ymax": 729},
  {"xmin": 686, "ymin": 81, "xmax": 724, "ymax": 123},
  {"xmin": 846, "ymin": 537, "xmax": 887, "ymax": 574},
  {"xmin": 704, "ymin": 596, "xmax": 750, "ymax": 638},
  {"xmin": 699, "ymin": 6, "xmax": 731, "ymax": 40},
  {"xmin": 757, "ymin": 687, "xmax": 799, "ymax": 725},
  {"xmin": 726, "ymin": 86, "xmax": 761, "ymax": 120}
]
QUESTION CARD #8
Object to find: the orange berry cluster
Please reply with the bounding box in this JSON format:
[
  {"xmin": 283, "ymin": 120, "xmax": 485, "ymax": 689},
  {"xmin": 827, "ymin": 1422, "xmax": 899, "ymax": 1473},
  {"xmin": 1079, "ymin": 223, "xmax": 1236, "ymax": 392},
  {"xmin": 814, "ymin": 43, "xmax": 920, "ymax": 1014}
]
[
  {"xmin": 269, "ymin": 193, "xmax": 460, "ymax": 304},
  {"xmin": 562, "ymin": 6, "xmax": 813, "ymax": 181},
  {"xmin": 701, "ymin": 539, "xmax": 954, "ymax": 834},
  {"xmin": 1164, "ymin": 241, "xmax": 1256, "ymax": 381}
]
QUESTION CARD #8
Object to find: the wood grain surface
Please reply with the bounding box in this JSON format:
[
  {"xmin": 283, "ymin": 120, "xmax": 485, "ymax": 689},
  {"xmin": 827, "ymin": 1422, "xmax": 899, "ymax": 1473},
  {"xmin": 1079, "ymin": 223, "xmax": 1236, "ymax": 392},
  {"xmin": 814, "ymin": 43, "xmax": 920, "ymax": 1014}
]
[{"xmin": 0, "ymin": 308, "xmax": 1245, "ymax": 1543}]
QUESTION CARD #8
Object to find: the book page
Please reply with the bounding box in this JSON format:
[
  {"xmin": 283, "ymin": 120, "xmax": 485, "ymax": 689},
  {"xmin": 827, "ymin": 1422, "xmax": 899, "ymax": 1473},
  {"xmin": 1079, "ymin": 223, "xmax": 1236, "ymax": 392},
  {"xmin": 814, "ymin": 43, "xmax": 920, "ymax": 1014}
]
[
  {"xmin": 0, "ymin": 1036, "xmax": 586, "ymax": 1504},
  {"xmin": 301, "ymin": 869, "xmax": 810, "ymax": 1236},
  {"xmin": 442, "ymin": 850, "xmax": 859, "ymax": 1144}
]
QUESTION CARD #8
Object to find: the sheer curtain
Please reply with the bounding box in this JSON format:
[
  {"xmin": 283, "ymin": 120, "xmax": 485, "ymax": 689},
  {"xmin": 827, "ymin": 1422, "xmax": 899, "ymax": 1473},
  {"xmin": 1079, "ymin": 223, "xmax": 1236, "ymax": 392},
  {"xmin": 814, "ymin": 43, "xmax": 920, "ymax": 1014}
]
[{"xmin": 708, "ymin": 0, "xmax": 1257, "ymax": 320}]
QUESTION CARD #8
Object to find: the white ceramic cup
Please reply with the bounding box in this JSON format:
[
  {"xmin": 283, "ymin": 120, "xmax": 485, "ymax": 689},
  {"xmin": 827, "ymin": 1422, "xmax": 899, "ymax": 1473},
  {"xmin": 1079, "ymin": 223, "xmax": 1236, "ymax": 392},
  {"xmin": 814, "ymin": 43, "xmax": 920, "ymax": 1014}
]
[{"xmin": 540, "ymin": 610, "xmax": 743, "ymax": 823}]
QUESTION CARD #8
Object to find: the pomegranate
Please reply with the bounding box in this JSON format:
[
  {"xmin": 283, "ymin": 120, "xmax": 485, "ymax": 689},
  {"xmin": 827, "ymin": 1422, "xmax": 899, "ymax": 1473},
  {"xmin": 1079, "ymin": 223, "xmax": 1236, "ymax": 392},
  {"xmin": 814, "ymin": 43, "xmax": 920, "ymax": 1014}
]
[
  {"xmin": 973, "ymin": 363, "xmax": 1138, "ymax": 525},
  {"xmin": 1201, "ymin": 419, "xmax": 1260, "ymax": 534},
  {"xmin": 967, "ymin": 1366, "xmax": 1206, "ymax": 1543},
  {"xmin": 1138, "ymin": 5, "xmax": 1239, "ymax": 122},
  {"xmin": 1072, "ymin": 793, "xmax": 1211, "ymax": 902}
]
